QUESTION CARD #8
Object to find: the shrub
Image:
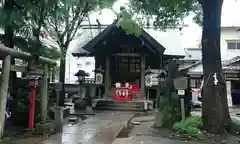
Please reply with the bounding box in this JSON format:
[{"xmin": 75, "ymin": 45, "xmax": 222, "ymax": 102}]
[
  {"xmin": 172, "ymin": 116, "xmax": 204, "ymax": 140},
  {"xmin": 8, "ymin": 79, "xmax": 54, "ymax": 127},
  {"xmin": 156, "ymin": 92, "xmax": 182, "ymax": 127},
  {"xmin": 232, "ymin": 118, "xmax": 240, "ymax": 126}
]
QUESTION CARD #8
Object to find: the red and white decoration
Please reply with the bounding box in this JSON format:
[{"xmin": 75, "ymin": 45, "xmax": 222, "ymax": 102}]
[{"xmin": 113, "ymin": 83, "xmax": 133, "ymax": 101}]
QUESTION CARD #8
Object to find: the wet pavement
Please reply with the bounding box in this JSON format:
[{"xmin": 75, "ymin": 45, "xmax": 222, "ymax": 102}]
[
  {"xmin": 3, "ymin": 109, "xmax": 240, "ymax": 144},
  {"xmin": 120, "ymin": 116, "xmax": 201, "ymax": 144},
  {"xmin": 3, "ymin": 111, "xmax": 134, "ymax": 144},
  {"xmin": 115, "ymin": 113, "xmax": 240, "ymax": 144},
  {"xmin": 113, "ymin": 136, "xmax": 201, "ymax": 144}
]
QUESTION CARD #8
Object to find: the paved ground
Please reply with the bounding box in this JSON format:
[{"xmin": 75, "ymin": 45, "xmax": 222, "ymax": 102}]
[
  {"xmin": 2, "ymin": 111, "xmax": 134, "ymax": 144},
  {"xmin": 113, "ymin": 136, "xmax": 200, "ymax": 144},
  {"xmin": 113, "ymin": 116, "xmax": 201, "ymax": 144},
  {"xmin": 2, "ymin": 108, "xmax": 240, "ymax": 144}
]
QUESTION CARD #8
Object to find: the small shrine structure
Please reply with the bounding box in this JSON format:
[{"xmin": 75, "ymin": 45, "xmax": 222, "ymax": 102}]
[{"xmin": 72, "ymin": 20, "xmax": 182, "ymax": 110}]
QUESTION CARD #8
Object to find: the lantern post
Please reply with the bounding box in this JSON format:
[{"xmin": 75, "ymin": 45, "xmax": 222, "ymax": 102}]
[
  {"xmin": 94, "ymin": 66, "xmax": 104, "ymax": 99},
  {"xmin": 28, "ymin": 77, "xmax": 40, "ymax": 129},
  {"xmin": 75, "ymin": 70, "xmax": 88, "ymax": 98},
  {"xmin": 23, "ymin": 54, "xmax": 43, "ymax": 130},
  {"xmin": 156, "ymin": 70, "xmax": 167, "ymax": 108},
  {"xmin": 145, "ymin": 66, "xmax": 153, "ymax": 100},
  {"xmin": 155, "ymin": 69, "xmax": 168, "ymax": 127}
]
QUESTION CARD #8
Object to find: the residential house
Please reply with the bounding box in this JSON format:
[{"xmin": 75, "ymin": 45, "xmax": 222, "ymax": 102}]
[{"xmin": 182, "ymin": 26, "xmax": 240, "ymax": 107}]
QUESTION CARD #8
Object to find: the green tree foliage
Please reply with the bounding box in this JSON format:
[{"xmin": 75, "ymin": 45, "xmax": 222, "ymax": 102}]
[
  {"xmin": 116, "ymin": 7, "xmax": 142, "ymax": 37},
  {"xmin": 0, "ymin": 0, "xmax": 60, "ymax": 127},
  {"xmin": 43, "ymin": 0, "xmax": 116, "ymax": 105},
  {"xmin": 123, "ymin": 0, "xmax": 230, "ymax": 134},
  {"xmin": 0, "ymin": 0, "xmax": 61, "ymax": 59},
  {"xmin": 44, "ymin": 0, "xmax": 116, "ymax": 55}
]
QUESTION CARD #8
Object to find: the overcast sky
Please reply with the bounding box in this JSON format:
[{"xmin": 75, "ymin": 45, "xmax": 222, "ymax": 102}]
[{"xmin": 71, "ymin": 0, "xmax": 240, "ymax": 54}]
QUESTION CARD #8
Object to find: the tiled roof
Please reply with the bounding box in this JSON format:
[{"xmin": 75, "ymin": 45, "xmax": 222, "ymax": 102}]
[
  {"xmin": 221, "ymin": 56, "xmax": 240, "ymax": 71},
  {"xmin": 222, "ymin": 56, "xmax": 240, "ymax": 66},
  {"xmin": 184, "ymin": 48, "xmax": 202, "ymax": 60},
  {"xmin": 179, "ymin": 61, "xmax": 202, "ymax": 71},
  {"xmin": 71, "ymin": 24, "xmax": 187, "ymax": 56},
  {"xmin": 182, "ymin": 56, "xmax": 240, "ymax": 73}
]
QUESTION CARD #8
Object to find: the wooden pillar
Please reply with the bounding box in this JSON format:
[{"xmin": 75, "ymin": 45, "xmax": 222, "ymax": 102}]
[
  {"xmin": 40, "ymin": 64, "xmax": 48, "ymax": 123},
  {"xmin": 51, "ymin": 67, "xmax": 56, "ymax": 83},
  {"xmin": 140, "ymin": 56, "xmax": 145, "ymax": 99},
  {"xmin": 0, "ymin": 55, "xmax": 11, "ymax": 138},
  {"xmin": 105, "ymin": 56, "xmax": 110, "ymax": 98}
]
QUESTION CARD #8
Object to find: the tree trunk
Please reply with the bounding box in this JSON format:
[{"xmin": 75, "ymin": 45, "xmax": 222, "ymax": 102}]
[
  {"xmin": 201, "ymin": 0, "xmax": 231, "ymax": 134},
  {"xmin": 59, "ymin": 57, "xmax": 66, "ymax": 106}
]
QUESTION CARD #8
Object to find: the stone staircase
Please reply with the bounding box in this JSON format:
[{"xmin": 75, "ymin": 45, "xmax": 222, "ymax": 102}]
[
  {"xmin": 95, "ymin": 87, "xmax": 153, "ymax": 111},
  {"xmin": 93, "ymin": 99, "xmax": 153, "ymax": 111}
]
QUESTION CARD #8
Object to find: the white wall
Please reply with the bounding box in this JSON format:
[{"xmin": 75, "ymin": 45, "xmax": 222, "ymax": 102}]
[
  {"xmin": 65, "ymin": 53, "xmax": 95, "ymax": 84},
  {"xmin": 221, "ymin": 27, "xmax": 240, "ymax": 60}
]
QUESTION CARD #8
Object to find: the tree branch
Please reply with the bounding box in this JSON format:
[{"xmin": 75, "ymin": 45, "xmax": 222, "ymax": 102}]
[
  {"xmin": 66, "ymin": 2, "xmax": 90, "ymax": 45},
  {"xmin": 197, "ymin": 0, "xmax": 203, "ymax": 5},
  {"xmin": 65, "ymin": 4, "xmax": 82, "ymax": 41}
]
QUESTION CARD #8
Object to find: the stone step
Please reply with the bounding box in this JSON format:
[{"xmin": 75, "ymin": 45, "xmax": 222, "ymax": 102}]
[
  {"xmin": 93, "ymin": 107, "xmax": 148, "ymax": 111},
  {"xmin": 96, "ymin": 102, "xmax": 144, "ymax": 108},
  {"xmin": 94, "ymin": 99, "xmax": 153, "ymax": 111}
]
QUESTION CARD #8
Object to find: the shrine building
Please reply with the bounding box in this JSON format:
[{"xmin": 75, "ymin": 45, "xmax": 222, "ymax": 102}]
[{"xmin": 72, "ymin": 20, "xmax": 182, "ymax": 110}]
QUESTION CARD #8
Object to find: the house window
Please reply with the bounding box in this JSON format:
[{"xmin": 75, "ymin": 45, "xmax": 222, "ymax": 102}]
[
  {"xmin": 85, "ymin": 61, "xmax": 91, "ymax": 66},
  {"xmin": 227, "ymin": 41, "xmax": 240, "ymax": 50},
  {"xmin": 190, "ymin": 79, "xmax": 202, "ymax": 88},
  {"xmin": 77, "ymin": 64, "xmax": 82, "ymax": 68}
]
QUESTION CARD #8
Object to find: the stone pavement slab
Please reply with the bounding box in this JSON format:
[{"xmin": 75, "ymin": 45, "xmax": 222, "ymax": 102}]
[
  {"xmin": 39, "ymin": 111, "xmax": 134, "ymax": 144},
  {"xmin": 112, "ymin": 136, "xmax": 200, "ymax": 144}
]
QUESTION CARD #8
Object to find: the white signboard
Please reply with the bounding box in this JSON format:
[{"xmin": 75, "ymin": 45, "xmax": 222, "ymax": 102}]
[{"xmin": 178, "ymin": 90, "xmax": 185, "ymax": 96}]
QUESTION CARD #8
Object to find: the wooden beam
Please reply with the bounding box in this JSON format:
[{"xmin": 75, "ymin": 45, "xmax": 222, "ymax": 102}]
[
  {"xmin": 0, "ymin": 45, "xmax": 56, "ymax": 64},
  {"xmin": 10, "ymin": 65, "xmax": 27, "ymax": 72},
  {"xmin": 0, "ymin": 65, "xmax": 26, "ymax": 72},
  {"xmin": 0, "ymin": 65, "xmax": 44, "ymax": 73},
  {"xmin": 112, "ymin": 53, "xmax": 142, "ymax": 57}
]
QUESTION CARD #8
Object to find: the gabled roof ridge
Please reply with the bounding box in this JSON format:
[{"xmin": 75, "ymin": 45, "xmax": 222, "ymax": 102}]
[
  {"xmin": 222, "ymin": 56, "xmax": 240, "ymax": 66},
  {"xmin": 72, "ymin": 19, "xmax": 166, "ymax": 56}
]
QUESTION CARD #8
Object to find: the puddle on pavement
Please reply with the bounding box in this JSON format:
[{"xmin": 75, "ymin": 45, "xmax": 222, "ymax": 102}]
[
  {"xmin": 67, "ymin": 114, "xmax": 95, "ymax": 126},
  {"xmin": 116, "ymin": 114, "xmax": 156, "ymax": 139},
  {"xmin": 116, "ymin": 119, "xmax": 135, "ymax": 138},
  {"xmin": 117, "ymin": 127, "xmax": 133, "ymax": 138}
]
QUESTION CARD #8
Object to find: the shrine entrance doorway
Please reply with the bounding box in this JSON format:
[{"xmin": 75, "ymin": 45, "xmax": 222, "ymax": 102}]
[{"xmin": 110, "ymin": 55, "xmax": 141, "ymax": 87}]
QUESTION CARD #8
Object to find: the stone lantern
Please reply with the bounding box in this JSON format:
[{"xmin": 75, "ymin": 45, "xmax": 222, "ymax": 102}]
[
  {"xmin": 145, "ymin": 66, "xmax": 153, "ymax": 100},
  {"xmin": 74, "ymin": 70, "xmax": 88, "ymax": 84},
  {"xmin": 74, "ymin": 70, "xmax": 88, "ymax": 98},
  {"xmin": 94, "ymin": 66, "xmax": 104, "ymax": 85},
  {"xmin": 157, "ymin": 70, "xmax": 167, "ymax": 83},
  {"xmin": 145, "ymin": 66, "xmax": 153, "ymax": 87},
  {"xmin": 22, "ymin": 54, "xmax": 43, "ymax": 130},
  {"xmin": 93, "ymin": 66, "xmax": 104, "ymax": 98}
]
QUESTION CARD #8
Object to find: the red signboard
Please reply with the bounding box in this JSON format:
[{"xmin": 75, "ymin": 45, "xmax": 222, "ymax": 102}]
[{"xmin": 113, "ymin": 87, "xmax": 132, "ymax": 101}]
